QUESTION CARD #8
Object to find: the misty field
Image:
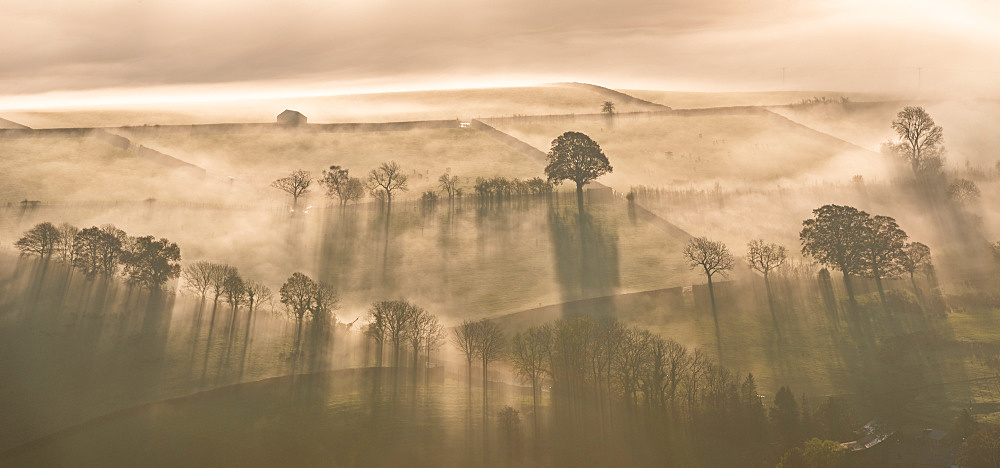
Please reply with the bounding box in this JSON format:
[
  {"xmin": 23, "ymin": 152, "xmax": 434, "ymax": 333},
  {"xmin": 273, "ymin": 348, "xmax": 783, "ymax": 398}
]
[
  {"xmin": 486, "ymin": 110, "xmax": 885, "ymax": 191},
  {"xmin": 0, "ymin": 135, "xmax": 205, "ymax": 203},
  {"xmin": 4, "ymin": 90, "xmax": 1000, "ymax": 466}
]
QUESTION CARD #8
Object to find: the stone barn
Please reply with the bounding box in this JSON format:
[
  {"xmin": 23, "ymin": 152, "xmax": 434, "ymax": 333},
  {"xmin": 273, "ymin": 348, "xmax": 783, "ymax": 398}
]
[{"xmin": 277, "ymin": 109, "xmax": 307, "ymax": 126}]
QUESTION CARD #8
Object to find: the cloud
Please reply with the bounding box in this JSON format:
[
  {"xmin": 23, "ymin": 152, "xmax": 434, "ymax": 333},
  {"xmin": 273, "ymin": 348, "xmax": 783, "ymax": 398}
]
[{"xmin": 1, "ymin": 0, "xmax": 998, "ymax": 104}]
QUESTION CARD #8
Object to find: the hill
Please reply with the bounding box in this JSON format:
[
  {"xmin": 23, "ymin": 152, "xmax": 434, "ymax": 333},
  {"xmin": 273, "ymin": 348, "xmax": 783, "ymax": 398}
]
[
  {"xmin": 0, "ymin": 84, "xmax": 665, "ymax": 129},
  {"xmin": 485, "ymin": 108, "xmax": 885, "ymax": 191}
]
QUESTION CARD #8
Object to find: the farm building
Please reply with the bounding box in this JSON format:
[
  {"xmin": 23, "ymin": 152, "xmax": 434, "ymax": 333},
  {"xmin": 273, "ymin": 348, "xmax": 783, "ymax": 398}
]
[{"xmin": 277, "ymin": 109, "xmax": 307, "ymax": 126}]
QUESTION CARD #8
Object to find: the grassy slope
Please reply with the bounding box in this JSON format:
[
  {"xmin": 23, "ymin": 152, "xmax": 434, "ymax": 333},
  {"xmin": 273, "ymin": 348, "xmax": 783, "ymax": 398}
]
[
  {"xmin": 127, "ymin": 127, "xmax": 545, "ymax": 199},
  {"xmin": 0, "ymin": 135, "xmax": 208, "ymax": 204},
  {"xmin": 770, "ymin": 100, "xmax": 1000, "ymax": 168},
  {"xmin": 1, "ymin": 85, "xmax": 664, "ymax": 129},
  {"xmin": 485, "ymin": 110, "xmax": 880, "ymax": 191}
]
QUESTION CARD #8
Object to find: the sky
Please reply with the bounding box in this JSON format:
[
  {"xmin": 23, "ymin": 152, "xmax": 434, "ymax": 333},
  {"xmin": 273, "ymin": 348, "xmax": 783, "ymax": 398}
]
[{"xmin": 2, "ymin": 0, "xmax": 999, "ymax": 108}]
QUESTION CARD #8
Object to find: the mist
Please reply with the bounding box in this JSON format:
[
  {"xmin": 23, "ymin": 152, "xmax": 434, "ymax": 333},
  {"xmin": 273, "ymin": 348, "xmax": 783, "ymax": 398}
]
[{"xmin": 4, "ymin": 1, "xmax": 1000, "ymax": 466}]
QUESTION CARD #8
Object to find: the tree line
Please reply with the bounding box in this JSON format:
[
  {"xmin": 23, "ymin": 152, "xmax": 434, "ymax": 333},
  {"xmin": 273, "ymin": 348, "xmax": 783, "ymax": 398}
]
[
  {"xmin": 182, "ymin": 261, "xmax": 273, "ymax": 314},
  {"xmin": 678, "ymin": 202, "xmax": 934, "ymax": 318},
  {"xmin": 270, "ymin": 129, "xmax": 614, "ymax": 214},
  {"xmin": 500, "ymin": 315, "xmax": 855, "ymax": 465},
  {"xmin": 14, "ymin": 221, "xmax": 181, "ymax": 289}
]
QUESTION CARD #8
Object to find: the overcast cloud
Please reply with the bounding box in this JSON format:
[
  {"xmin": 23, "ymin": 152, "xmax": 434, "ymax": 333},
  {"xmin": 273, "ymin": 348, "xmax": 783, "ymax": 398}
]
[{"xmin": 2, "ymin": 0, "xmax": 999, "ymax": 106}]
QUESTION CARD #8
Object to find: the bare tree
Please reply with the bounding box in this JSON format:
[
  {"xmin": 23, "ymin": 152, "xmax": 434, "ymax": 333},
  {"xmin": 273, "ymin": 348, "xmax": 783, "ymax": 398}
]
[
  {"xmin": 453, "ymin": 319, "xmax": 479, "ymax": 389},
  {"xmin": 367, "ymin": 304, "xmax": 388, "ymax": 367},
  {"xmin": 888, "ymin": 106, "xmax": 944, "ymax": 178},
  {"xmin": 947, "ymin": 179, "xmax": 981, "ymax": 204},
  {"xmin": 422, "ymin": 314, "xmax": 445, "ymax": 372},
  {"xmin": 244, "ymin": 279, "xmax": 273, "ymax": 313},
  {"xmin": 601, "ymin": 101, "xmax": 615, "ymax": 115},
  {"xmin": 746, "ymin": 239, "xmax": 787, "ymax": 304},
  {"xmin": 439, "ymin": 172, "xmax": 460, "ymax": 200},
  {"xmin": 406, "ymin": 306, "xmax": 433, "ymax": 372},
  {"xmin": 474, "ymin": 319, "xmax": 506, "ymax": 415},
  {"xmin": 14, "ymin": 222, "xmax": 61, "ymax": 259},
  {"xmin": 56, "ymin": 223, "xmax": 78, "ymax": 262},
  {"xmin": 371, "ymin": 299, "xmax": 417, "ymax": 368},
  {"xmin": 510, "ymin": 327, "xmax": 549, "ymax": 427},
  {"xmin": 271, "ymin": 170, "xmax": 312, "ymax": 207},
  {"xmin": 182, "ymin": 261, "xmax": 216, "ymax": 298},
  {"xmin": 209, "ymin": 263, "xmax": 238, "ymax": 306},
  {"xmin": 223, "ymin": 272, "xmax": 246, "ymax": 311},
  {"xmin": 309, "ymin": 282, "xmax": 339, "ymax": 323},
  {"xmin": 684, "ymin": 236, "xmax": 735, "ymax": 317},
  {"xmin": 367, "ymin": 161, "xmax": 409, "ymax": 209}
]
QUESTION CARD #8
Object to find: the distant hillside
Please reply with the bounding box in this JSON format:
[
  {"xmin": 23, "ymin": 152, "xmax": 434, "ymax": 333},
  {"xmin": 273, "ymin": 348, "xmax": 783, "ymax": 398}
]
[
  {"xmin": 771, "ymin": 99, "xmax": 1000, "ymax": 167},
  {"xmin": 0, "ymin": 84, "xmax": 664, "ymax": 129},
  {"xmin": 623, "ymin": 89, "xmax": 899, "ymax": 109},
  {"xmin": 485, "ymin": 107, "xmax": 885, "ymax": 191}
]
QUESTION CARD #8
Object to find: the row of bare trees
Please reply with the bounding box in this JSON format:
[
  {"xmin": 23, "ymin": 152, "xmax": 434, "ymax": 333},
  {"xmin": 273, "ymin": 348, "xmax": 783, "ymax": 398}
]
[
  {"xmin": 182, "ymin": 261, "xmax": 273, "ymax": 313},
  {"xmin": 364, "ymin": 299, "xmax": 445, "ymax": 372},
  {"xmin": 270, "ymin": 161, "xmax": 410, "ymax": 209},
  {"xmin": 15, "ymin": 221, "xmax": 181, "ymax": 289},
  {"xmin": 453, "ymin": 319, "xmax": 506, "ymax": 410},
  {"xmin": 503, "ymin": 316, "xmax": 784, "ymax": 463}
]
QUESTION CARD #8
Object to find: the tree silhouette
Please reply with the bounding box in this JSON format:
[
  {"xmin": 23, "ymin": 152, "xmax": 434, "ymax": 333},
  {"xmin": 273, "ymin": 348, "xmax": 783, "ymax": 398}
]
[
  {"xmin": 321, "ymin": 165, "xmax": 365, "ymax": 206},
  {"xmin": 888, "ymin": 106, "xmax": 944, "ymax": 178},
  {"xmin": 367, "ymin": 161, "xmax": 409, "ymax": 209},
  {"xmin": 800, "ymin": 205, "xmax": 869, "ymax": 305},
  {"xmin": 421, "ymin": 314, "xmax": 445, "ymax": 374},
  {"xmin": 271, "ymin": 170, "xmax": 312, "ymax": 208},
  {"xmin": 544, "ymin": 131, "xmax": 612, "ymax": 212},
  {"xmin": 72, "ymin": 225, "xmax": 126, "ymax": 278},
  {"xmin": 601, "ymin": 101, "xmax": 615, "ymax": 115},
  {"xmin": 770, "ymin": 386, "xmax": 801, "ymax": 447},
  {"xmin": 370, "ymin": 299, "xmax": 417, "ymax": 368},
  {"xmin": 474, "ymin": 319, "xmax": 506, "ymax": 417},
  {"xmin": 182, "ymin": 261, "xmax": 216, "ymax": 298},
  {"xmin": 120, "ymin": 236, "xmax": 182, "ymax": 289},
  {"xmin": 859, "ymin": 214, "xmax": 908, "ymax": 307},
  {"xmin": 947, "ymin": 178, "xmax": 981, "ymax": 204},
  {"xmin": 898, "ymin": 242, "xmax": 932, "ymax": 296},
  {"xmin": 280, "ymin": 272, "xmax": 315, "ymax": 323},
  {"xmin": 55, "ymin": 223, "xmax": 78, "ymax": 262},
  {"xmin": 510, "ymin": 327, "xmax": 549, "ymax": 429},
  {"xmin": 439, "ymin": 172, "xmax": 460, "ymax": 200},
  {"xmin": 14, "ymin": 222, "xmax": 61, "ymax": 259},
  {"xmin": 223, "ymin": 272, "xmax": 246, "ymax": 310},
  {"xmin": 746, "ymin": 239, "xmax": 787, "ymax": 304},
  {"xmin": 453, "ymin": 319, "xmax": 479, "ymax": 390},
  {"xmin": 684, "ymin": 236, "xmax": 735, "ymax": 317},
  {"xmin": 244, "ymin": 280, "xmax": 273, "ymax": 313},
  {"xmin": 208, "ymin": 263, "xmax": 238, "ymax": 305}
]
